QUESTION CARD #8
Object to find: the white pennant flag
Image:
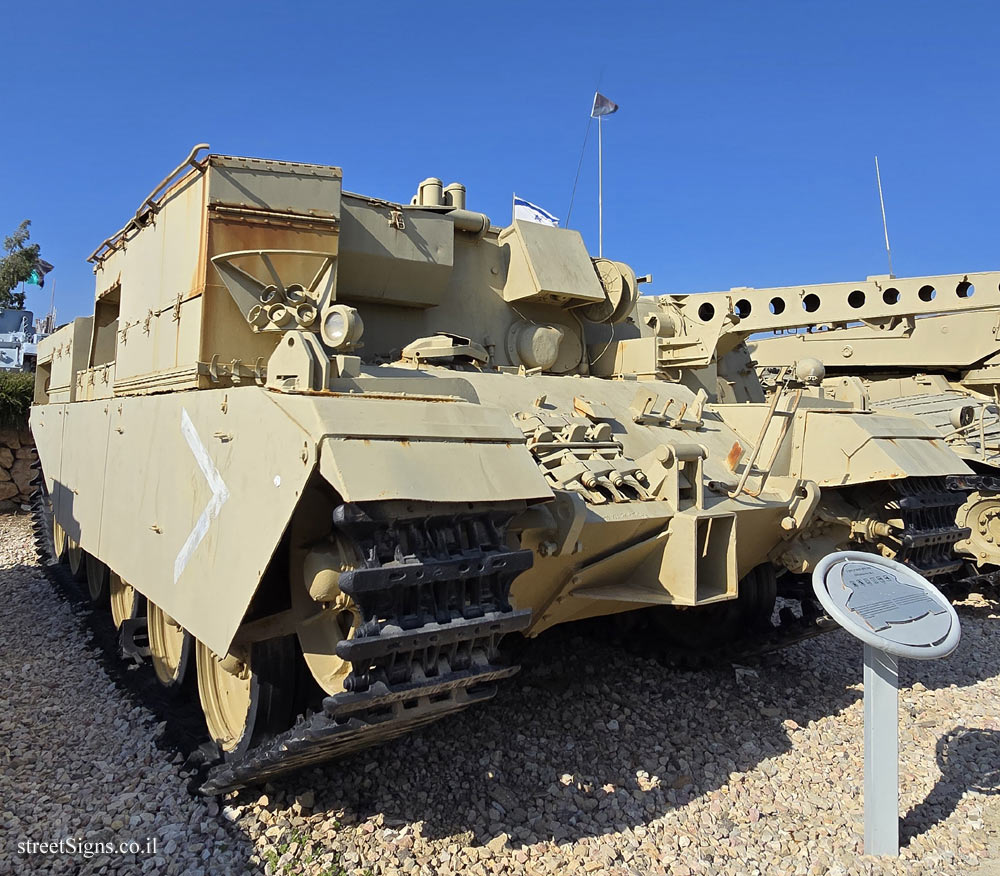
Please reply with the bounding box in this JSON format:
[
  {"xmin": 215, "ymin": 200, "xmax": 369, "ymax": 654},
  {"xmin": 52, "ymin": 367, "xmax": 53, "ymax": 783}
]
[{"xmin": 591, "ymin": 92, "xmax": 619, "ymax": 117}]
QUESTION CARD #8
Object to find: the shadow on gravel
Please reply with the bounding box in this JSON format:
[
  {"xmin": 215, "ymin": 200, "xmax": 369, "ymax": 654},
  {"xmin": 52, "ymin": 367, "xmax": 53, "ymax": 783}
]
[
  {"xmin": 247, "ymin": 602, "xmax": 999, "ymax": 850},
  {"xmin": 30, "ymin": 536, "xmax": 1000, "ymax": 857},
  {"xmin": 31, "ymin": 559, "xmax": 209, "ymax": 759},
  {"xmin": 901, "ymin": 726, "xmax": 1000, "ymax": 846},
  {"xmin": 900, "ymin": 600, "xmax": 1000, "ymax": 693}
]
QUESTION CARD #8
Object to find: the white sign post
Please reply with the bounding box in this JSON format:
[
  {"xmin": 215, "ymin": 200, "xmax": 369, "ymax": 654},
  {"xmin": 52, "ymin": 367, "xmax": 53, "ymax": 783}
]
[{"xmin": 812, "ymin": 551, "xmax": 961, "ymax": 856}]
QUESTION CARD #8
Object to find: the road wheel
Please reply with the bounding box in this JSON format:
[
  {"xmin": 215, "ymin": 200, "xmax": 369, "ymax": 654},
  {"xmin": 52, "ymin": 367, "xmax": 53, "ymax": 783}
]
[
  {"xmin": 52, "ymin": 519, "xmax": 69, "ymax": 564},
  {"xmin": 148, "ymin": 601, "xmax": 193, "ymax": 689},
  {"xmin": 109, "ymin": 570, "xmax": 140, "ymax": 628},
  {"xmin": 67, "ymin": 540, "xmax": 87, "ymax": 582},
  {"xmin": 196, "ymin": 636, "xmax": 297, "ymax": 757}
]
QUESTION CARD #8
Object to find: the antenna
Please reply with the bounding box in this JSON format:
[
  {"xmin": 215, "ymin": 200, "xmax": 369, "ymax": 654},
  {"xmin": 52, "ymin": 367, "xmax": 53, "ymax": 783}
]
[
  {"xmin": 566, "ymin": 70, "xmax": 605, "ymax": 228},
  {"xmin": 875, "ymin": 155, "xmax": 894, "ymax": 278},
  {"xmin": 598, "ymin": 114, "xmax": 604, "ymax": 257}
]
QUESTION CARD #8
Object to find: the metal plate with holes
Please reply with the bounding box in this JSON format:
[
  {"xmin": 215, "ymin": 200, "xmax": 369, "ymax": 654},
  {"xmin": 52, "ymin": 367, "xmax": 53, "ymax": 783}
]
[{"xmin": 812, "ymin": 551, "xmax": 960, "ymax": 659}]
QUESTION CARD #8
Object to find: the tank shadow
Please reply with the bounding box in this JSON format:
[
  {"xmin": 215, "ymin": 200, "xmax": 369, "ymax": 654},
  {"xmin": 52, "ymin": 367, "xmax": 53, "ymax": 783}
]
[
  {"xmin": 24, "ymin": 536, "xmax": 1000, "ymax": 863},
  {"xmin": 247, "ymin": 600, "xmax": 998, "ymax": 852},
  {"xmin": 243, "ymin": 624, "xmax": 839, "ymax": 847},
  {"xmin": 899, "ymin": 599, "xmax": 1000, "ymax": 692},
  {"xmin": 900, "ymin": 726, "xmax": 1000, "ymax": 846}
]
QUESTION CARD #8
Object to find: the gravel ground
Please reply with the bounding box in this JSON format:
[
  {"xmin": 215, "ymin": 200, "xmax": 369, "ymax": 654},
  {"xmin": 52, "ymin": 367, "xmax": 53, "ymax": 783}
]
[{"xmin": 2, "ymin": 510, "xmax": 999, "ymax": 875}]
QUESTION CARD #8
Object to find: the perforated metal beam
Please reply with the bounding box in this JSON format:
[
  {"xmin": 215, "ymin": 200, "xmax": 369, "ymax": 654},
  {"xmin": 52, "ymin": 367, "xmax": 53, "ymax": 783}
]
[{"xmin": 678, "ymin": 271, "xmax": 1000, "ymax": 335}]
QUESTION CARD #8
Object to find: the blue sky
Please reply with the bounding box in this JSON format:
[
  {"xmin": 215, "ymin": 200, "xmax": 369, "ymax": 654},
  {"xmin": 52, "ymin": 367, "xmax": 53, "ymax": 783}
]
[{"xmin": 3, "ymin": 1, "xmax": 997, "ymax": 322}]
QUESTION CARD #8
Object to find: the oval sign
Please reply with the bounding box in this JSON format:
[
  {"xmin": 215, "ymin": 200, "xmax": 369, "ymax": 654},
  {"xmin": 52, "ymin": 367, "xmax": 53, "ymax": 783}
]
[{"xmin": 812, "ymin": 551, "xmax": 960, "ymax": 660}]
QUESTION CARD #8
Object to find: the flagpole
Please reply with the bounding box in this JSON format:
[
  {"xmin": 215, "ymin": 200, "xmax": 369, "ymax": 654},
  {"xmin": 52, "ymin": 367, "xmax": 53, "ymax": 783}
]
[
  {"xmin": 598, "ymin": 115, "xmax": 603, "ymax": 257},
  {"xmin": 875, "ymin": 155, "xmax": 894, "ymax": 278}
]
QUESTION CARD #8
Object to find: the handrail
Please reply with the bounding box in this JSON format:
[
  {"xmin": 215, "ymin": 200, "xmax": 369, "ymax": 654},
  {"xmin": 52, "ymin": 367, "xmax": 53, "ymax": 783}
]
[{"xmin": 88, "ymin": 143, "xmax": 211, "ymax": 266}]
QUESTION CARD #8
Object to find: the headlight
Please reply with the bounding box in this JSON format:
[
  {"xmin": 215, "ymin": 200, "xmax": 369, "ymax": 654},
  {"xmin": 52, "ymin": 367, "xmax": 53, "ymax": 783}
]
[
  {"xmin": 323, "ymin": 310, "xmax": 347, "ymax": 346},
  {"xmin": 320, "ymin": 305, "xmax": 364, "ymax": 350}
]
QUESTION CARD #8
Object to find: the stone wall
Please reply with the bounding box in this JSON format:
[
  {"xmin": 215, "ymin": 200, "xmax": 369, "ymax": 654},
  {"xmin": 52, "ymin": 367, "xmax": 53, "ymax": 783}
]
[{"xmin": 0, "ymin": 426, "xmax": 36, "ymax": 512}]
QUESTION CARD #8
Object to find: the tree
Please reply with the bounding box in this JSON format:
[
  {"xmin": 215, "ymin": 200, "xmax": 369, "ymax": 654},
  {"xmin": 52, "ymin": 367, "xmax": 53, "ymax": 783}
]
[{"xmin": 0, "ymin": 221, "xmax": 43, "ymax": 309}]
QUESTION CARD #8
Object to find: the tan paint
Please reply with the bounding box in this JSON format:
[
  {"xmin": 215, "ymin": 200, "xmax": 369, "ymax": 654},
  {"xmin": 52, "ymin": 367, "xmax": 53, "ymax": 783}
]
[{"xmin": 32, "ymin": 148, "xmax": 982, "ymax": 669}]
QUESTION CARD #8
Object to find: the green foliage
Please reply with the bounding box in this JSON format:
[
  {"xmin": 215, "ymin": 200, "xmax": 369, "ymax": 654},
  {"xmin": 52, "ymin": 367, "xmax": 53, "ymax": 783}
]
[
  {"xmin": 0, "ymin": 220, "xmax": 42, "ymax": 309},
  {"xmin": 0, "ymin": 371, "xmax": 34, "ymax": 428},
  {"xmin": 262, "ymin": 826, "xmax": 354, "ymax": 876}
]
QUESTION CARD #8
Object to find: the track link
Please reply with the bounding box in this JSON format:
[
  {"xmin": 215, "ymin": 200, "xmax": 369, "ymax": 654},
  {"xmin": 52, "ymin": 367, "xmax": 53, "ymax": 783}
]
[
  {"xmin": 629, "ymin": 477, "xmax": 975, "ymax": 670},
  {"xmin": 890, "ymin": 477, "xmax": 969, "ymax": 578},
  {"xmin": 201, "ymin": 503, "xmax": 532, "ymax": 794},
  {"xmin": 30, "ymin": 477, "xmax": 534, "ymax": 794},
  {"xmin": 628, "ymin": 591, "xmax": 838, "ymax": 671},
  {"xmin": 28, "ymin": 471, "xmax": 984, "ymax": 793}
]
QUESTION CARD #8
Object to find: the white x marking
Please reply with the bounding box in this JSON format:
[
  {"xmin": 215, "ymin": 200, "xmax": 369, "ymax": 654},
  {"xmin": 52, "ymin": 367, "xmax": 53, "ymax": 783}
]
[{"xmin": 174, "ymin": 408, "xmax": 231, "ymax": 584}]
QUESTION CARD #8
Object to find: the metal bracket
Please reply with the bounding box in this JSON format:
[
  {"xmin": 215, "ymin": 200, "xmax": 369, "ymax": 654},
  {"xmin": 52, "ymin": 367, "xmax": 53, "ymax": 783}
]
[
  {"xmin": 119, "ymin": 617, "xmax": 151, "ymax": 662},
  {"xmin": 211, "ymin": 249, "xmax": 337, "ymax": 332},
  {"xmin": 199, "ymin": 356, "xmax": 268, "ymax": 386},
  {"xmin": 629, "ymin": 388, "xmax": 706, "ymax": 429},
  {"xmin": 637, "ymin": 442, "xmax": 708, "ymax": 510}
]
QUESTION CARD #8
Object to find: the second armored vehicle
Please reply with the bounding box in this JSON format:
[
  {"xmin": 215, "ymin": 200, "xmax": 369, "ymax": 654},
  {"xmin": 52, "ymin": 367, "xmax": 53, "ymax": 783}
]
[{"xmin": 684, "ymin": 270, "xmax": 1000, "ymax": 581}]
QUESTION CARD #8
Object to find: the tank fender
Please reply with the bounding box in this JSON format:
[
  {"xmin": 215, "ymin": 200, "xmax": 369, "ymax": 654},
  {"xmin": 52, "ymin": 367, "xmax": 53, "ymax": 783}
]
[
  {"xmin": 265, "ymin": 392, "xmax": 554, "ymax": 504},
  {"xmin": 790, "ymin": 410, "xmax": 973, "ymax": 486},
  {"xmin": 42, "ymin": 388, "xmax": 319, "ymax": 657}
]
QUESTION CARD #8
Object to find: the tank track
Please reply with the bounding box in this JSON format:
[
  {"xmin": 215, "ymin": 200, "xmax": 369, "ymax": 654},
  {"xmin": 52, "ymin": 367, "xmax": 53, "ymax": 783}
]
[
  {"xmin": 28, "ymin": 475, "xmax": 533, "ymax": 795},
  {"xmin": 947, "ymin": 473, "xmax": 1000, "ymax": 495},
  {"xmin": 629, "ymin": 477, "xmax": 975, "ymax": 670},
  {"xmin": 942, "ymin": 473, "xmax": 1000, "ymax": 596},
  {"xmin": 24, "ymin": 472, "xmax": 979, "ymax": 791},
  {"xmin": 633, "ymin": 602, "xmax": 840, "ymax": 671},
  {"xmin": 889, "ymin": 477, "xmax": 969, "ymax": 579},
  {"xmin": 203, "ymin": 503, "xmax": 533, "ymax": 794},
  {"xmin": 198, "ymin": 479, "xmax": 982, "ymax": 773}
]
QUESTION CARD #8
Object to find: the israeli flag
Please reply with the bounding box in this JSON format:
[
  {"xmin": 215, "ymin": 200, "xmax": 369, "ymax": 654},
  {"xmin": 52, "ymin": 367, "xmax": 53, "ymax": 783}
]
[{"xmin": 513, "ymin": 196, "xmax": 559, "ymax": 227}]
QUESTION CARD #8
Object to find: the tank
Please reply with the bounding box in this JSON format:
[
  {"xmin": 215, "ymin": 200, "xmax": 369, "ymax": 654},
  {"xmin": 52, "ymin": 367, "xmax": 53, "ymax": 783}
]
[
  {"xmin": 677, "ymin": 271, "xmax": 1000, "ymax": 585},
  {"xmin": 29, "ymin": 146, "xmax": 980, "ymax": 793}
]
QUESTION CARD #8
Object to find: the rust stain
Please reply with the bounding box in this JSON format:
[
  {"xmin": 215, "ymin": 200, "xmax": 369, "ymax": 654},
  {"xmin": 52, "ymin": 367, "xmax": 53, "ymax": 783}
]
[
  {"xmin": 264, "ymin": 387, "xmax": 461, "ymax": 403},
  {"xmin": 726, "ymin": 440, "xmax": 744, "ymax": 472}
]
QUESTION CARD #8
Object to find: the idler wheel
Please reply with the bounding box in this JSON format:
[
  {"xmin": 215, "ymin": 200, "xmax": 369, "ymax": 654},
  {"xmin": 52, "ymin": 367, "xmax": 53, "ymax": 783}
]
[
  {"xmin": 148, "ymin": 601, "xmax": 193, "ymax": 689},
  {"xmin": 651, "ymin": 563, "xmax": 777, "ymax": 649},
  {"xmin": 108, "ymin": 570, "xmax": 141, "ymax": 628},
  {"xmin": 52, "ymin": 519, "xmax": 69, "ymax": 564},
  {"xmin": 196, "ymin": 636, "xmax": 297, "ymax": 757}
]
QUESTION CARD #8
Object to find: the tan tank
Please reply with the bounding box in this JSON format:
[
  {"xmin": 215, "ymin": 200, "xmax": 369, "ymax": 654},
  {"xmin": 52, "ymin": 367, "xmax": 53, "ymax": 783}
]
[
  {"xmin": 674, "ymin": 271, "xmax": 1000, "ymax": 581},
  {"xmin": 29, "ymin": 146, "xmax": 981, "ymax": 792}
]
